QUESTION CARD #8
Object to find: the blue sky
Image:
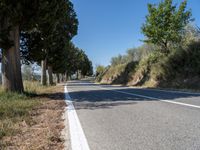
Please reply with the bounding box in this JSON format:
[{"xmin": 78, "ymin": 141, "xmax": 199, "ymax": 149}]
[{"xmin": 71, "ymin": 0, "xmax": 200, "ymax": 67}]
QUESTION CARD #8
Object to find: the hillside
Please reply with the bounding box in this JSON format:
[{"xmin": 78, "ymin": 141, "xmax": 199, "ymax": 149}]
[{"xmin": 97, "ymin": 39, "xmax": 200, "ymax": 90}]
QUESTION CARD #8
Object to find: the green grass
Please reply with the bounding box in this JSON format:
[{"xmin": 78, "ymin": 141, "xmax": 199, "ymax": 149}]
[{"xmin": 0, "ymin": 81, "xmax": 42, "ymax": 148}]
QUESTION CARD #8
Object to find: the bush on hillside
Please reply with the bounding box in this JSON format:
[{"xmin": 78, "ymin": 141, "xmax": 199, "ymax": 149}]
[
  {"xmin": 95, "ymin": 65, "xmax": 108, "ymax": 82},
  {"xmin": 99, "ymin": 62, "xmax": 138, "ymax": 85},
  {"xmin": 128, "ymin": 40, "xmax": 200, "ymax": 89},
  {"xmin": 128, "ymin": 51, "xmax": 165, "ymax": 86},
  {"xmin": 111, "ymin": 62, "xmax": 138, "ymax": 84},
  {"xmin": 158, "ymin": 40, "xmax": 200, "ymax": 88},
  {"xmin": 100, "ymin": 64, "xmax": 127, "ymax": 84}
]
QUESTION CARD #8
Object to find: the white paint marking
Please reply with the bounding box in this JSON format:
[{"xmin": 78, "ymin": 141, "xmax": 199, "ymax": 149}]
[
  {"xmin": 93, "ymin": 82, "xmax": 200, "ymax": 95},
  {"xmin": 64, "ymin": 85, "xmax": 90, "ymax": 150},
  {"xmin": 134, "ymin": 88, "xmax": 200, "ymax": 95},
  {"xmin": 161, "ymin": 100, "xmax": 200, "ymax": 109},
  {"xmin": 100, "ymin": 87, "xmax": 200, "ymax": 109}
]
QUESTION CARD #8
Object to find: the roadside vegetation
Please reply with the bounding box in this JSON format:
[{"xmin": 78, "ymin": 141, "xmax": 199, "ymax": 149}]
[
  {"xmin": 0, "ymin": 0, "xmax": 93, "ymax": 149},
  {"xmin": 0, "ymin": 0, "xmax": 93, "ymax": 93},
  {"xmin": 0, "ymin": 81, "xmax": 40, "ymax": 148},
  {"xmin": 96, "ymin": 0, "xmax": 200, "ymax": 90},
  {"xmin": 0, "ymin": 81, "xmax": 67, "ymax": 149}
]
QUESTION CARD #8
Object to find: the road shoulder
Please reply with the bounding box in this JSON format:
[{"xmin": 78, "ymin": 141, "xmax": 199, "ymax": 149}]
[{"xmin": 2, "ymin": 85, "xmax": 67, "ymax": 150}]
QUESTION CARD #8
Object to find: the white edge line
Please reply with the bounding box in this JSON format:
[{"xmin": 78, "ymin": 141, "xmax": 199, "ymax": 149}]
[
  {"xmin": 64, "ymin": 85, "xmax": 90, "ymax": 150},
  {"xmin": 93, "ymin": 82, "xmax": 200, "ymax": 95},
  {"xmin": 100, "ymin": 87, "xmax": 200, "ymax": 109},
  {"xmin": 134, "ymin": 88, "xmax": 200, "ymax": 95}
]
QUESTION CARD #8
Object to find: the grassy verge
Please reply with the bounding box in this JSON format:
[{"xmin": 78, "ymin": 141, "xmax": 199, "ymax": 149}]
[{"xmin": 0, "ymin": 81, "xmax": 45, "ymax": 148}]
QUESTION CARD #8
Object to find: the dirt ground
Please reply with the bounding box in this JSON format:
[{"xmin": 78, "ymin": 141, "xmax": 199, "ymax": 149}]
[{"xmin": 2, "ymin": 85, "xmax": 68, "ymax": 150}]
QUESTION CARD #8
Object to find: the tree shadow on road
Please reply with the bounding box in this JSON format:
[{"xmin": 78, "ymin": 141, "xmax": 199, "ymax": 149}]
[{"xmin": 66, "ymin": 84, "xmax": 200, "ymax": 110}]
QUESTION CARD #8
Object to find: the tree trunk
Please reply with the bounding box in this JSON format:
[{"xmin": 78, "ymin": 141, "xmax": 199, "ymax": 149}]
[
  {"xmin": 80, "ymin": 71, "xmax": 84, "ymax": 79},
  {"xmin": 65, "ymin": 72, "xmax": 68, "ymax": 82},
  {"xmin": 48, "ymin": 66, "xmax": 53, "ymax": 85},
  {"xmin": 61, "ymin": 74, "xmax": 64, "ymax": 82},
  {"xmin": 76, "ymin": 70, "xmax": 79, "ymax": 79},
  {"xmin": 41, "ymin": 59, "xmax": 47, "ymax": 85},
  {"xmin": 56, "ymin": 73, "xmax": 60, "ymax": 83},
  {"xmin": 2, "ymin": 26, "xmax": 24, "ymax": 93}
]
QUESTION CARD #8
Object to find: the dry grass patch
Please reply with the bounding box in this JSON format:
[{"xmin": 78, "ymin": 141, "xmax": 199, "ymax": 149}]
[{"xmin": 0, "ymin": 82, "xmax": 66, "ymax": 150}]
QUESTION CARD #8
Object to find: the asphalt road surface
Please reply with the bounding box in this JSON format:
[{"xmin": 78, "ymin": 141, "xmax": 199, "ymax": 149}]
[{"xmin": 67, "ymin": 80, "xmax": 200, "ymax": 150}]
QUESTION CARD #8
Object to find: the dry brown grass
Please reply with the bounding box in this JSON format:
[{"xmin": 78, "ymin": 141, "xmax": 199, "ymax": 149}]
[{"xmin": 0, "ymin": 81, "xmax": 66, "ymax": 150}]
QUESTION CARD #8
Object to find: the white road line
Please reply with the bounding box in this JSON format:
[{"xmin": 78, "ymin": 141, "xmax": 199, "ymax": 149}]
[
  {"xmin": 161, "ymin": 100, "xmax": 200, "ymax": 109},
  {"xmin": 64, "ymin": 85, "xmax": 90, "ymax": 150},
  {"xmin": 134, "ymin": 88, "xmax": 200, "ymax": 95},
  {"xmin": 93, "ymin": 82, "xmax": 200, "ymax": 95},
  {"xmin": 100, "ymin": 87, "xmax": 200, "ymax": 109}
]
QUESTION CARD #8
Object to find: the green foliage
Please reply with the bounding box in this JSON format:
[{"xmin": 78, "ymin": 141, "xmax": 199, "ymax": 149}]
[
  {"xmin": 167, "ymin": 41, "xmax": 200, "ymax": 76},
  {"xmin": 97, "ymin": 62, "xmax": 138, "ymax": 85},
  {"xmin": 111, "ymin": 54, "xmax": 127, "ymax": 66},
  {"xmin": 63, "ymin": 43, "xmax": 93, "ymax": 77},
  {"xmin": 95, "ymin": 65, "xmax": 107, "ymax": 82},
  {"xmin": 96, "ymin": 65, "xmax": 105, "ymax": 76},
  {"xmin": 142, "ymin": 0, "xmax": 192, "ymax": 53},
  {"xmin": 46, "ymin": 0, "xmax": 79, "ymax": 73},
  {"xmin": 111, "ymin": 62, "xmax": 137, "ymax": 84},
  {"xmin": 0, "ymin": 0, "xmax": 38, "ymax": 49},
  {"xmin": 18, "ymin": 0, "xmax": 88, "ymax": 80},
  {"xmin": 81, "ymin": 57, "xmax": 93, "ymax": 76},
  {"xmin": 127, "ymin": 51, "xmax": 165, "ymax": 86},
  {"xmin": 102, "ymin": 64, "xmax": 127, "ymax": 83},
  {"xmin": 96, "ymin": 0, "xmax": 199, "ymax": 90},
  {"xmin": 0, "ymin": 0, "xmax": 81, "ymax": 91},
  {"xmin": 20, "ymin": 0, "xmax": 79, "ymax": 67},
  {"xmin": 128, "ymin": 40, "xmax": 200, "ymax": 88},
  {"xmin": 101, "ymin": 37, "xmax": 200, "ymax": 89},
  {"xmin": 110, "ymin": 44, "xmax": 155, "ymax": 66},
  {"xmin": 99, "ymin": 43, "xmax": 158, "ymax": 85}
]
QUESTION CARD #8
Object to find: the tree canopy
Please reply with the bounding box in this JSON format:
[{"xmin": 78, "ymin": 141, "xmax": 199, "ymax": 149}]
[
  {"xmin": 141, "ymin": 0, "xmax": 192, "ymax": 53},
  {"xmin": 0, "ymin": 0, "xmax": 93, "ymax": 92}
]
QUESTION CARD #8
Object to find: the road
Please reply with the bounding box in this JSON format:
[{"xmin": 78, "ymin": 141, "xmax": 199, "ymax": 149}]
[{"xmin": 66, "ymin": 80, "xmax": 200, "ymax": 150}]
